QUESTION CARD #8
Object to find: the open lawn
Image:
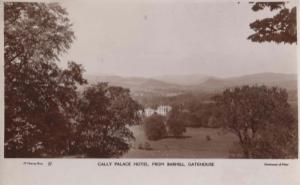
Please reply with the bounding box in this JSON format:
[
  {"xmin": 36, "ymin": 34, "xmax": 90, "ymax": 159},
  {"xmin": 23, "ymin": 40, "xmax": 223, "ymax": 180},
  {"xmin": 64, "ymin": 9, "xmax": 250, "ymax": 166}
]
[{"xmin": 123, "ymin": 126, "xmax": 240, "ymax": 158}]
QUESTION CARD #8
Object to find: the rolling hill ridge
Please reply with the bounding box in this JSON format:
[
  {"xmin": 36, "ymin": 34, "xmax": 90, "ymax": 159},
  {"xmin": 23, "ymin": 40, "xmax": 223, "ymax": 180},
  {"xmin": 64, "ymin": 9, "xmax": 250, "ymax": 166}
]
[{"xmin": 84, "ymin": 73, "xmax": 297, "ymax": 95}]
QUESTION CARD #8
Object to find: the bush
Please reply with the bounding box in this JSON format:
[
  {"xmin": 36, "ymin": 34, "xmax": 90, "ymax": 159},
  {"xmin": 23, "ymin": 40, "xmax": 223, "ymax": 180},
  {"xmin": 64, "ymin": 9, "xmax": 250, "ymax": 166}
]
[
  {"xmin": 143, "ymin": 142, "xmax": 152, "ymax": 150},
  {"xmin": 143, "ymin": 114, "xmax": 167, "ymax": 140},
  {"xmin": 137, "ymin": 142, "xmax": 152, "ymax": 150},
  {"xmin": 206, "ymin": 135, "xmax": 211, "ymax": 141},
  {"xmin": 138, "ymin": 143, "xmax": 144, "ymax": 150}
]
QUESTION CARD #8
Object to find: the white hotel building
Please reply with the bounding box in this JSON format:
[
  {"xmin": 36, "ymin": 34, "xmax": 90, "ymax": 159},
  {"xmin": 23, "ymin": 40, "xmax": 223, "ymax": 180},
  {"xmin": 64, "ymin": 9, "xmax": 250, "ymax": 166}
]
[{"xmin": 143, "ymin": 105, "xmax": 172, "ymax": 117}]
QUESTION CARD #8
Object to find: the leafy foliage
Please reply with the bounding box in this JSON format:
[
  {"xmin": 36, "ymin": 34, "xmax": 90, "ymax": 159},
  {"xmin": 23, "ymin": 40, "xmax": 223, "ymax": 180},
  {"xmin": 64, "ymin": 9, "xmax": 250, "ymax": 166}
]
[
  {"xmin": 4, "ymin": 2, "xmax": 87, "ymax": 157},
  {"xmin": 4, "ymin": 2, "xmax": 74, "ymax": 63},
  {"xmin": 74, "ymin": 83, "xmax": 141, "ymax": 157},
  {"xmin": 143, "ymin": 114, "xmax": 167, "ymax": 140},
  {"xmin": 214, "ymin": 85, "xmax": 297, "ymax": 158},
  {"xmin": 4, "ymin": 2, "xmax": 141, "ymax": 158},
  {"xmin": 250, "ymin": 2, "xmax": 285, "ymax": 11},
  {"xmin": 166, "ymin": 106, "xmax": 186, "ymax": 137},
  {"xmin": 248, "ymin": 2, "xmax": 296, "ymax": 44}
]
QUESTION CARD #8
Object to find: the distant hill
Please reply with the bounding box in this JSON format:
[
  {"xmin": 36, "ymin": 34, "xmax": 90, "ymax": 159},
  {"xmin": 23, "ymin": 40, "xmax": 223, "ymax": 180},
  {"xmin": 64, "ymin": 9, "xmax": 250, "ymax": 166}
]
[
  {"xmin": 195, "ymin": 73, "xmax": 297, "ymax": 91},
  {"xmin": 83, "ymin": 73, "xmax": 297, "ymax": 95},
  {"xmin": 83, "ymin": 74, "xmax": 184, "ymax": 95},
  {"xmin": 153, "ymin": 74, "xmax": 212, "ymax": 86}
]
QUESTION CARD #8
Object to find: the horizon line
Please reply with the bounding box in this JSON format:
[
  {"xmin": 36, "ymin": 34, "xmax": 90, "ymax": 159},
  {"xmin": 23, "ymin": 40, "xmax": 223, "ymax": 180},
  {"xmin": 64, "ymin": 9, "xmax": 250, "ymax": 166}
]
[{"xmin": 83, "ymin": 71, "xmax": 297, "ymax": 79}]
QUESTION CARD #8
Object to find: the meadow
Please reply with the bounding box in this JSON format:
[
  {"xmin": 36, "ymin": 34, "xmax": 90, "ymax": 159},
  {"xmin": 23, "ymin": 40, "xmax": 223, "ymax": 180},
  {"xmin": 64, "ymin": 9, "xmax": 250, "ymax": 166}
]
[{"xmin": 123, "ymin": 126, "xmax": 240, "ymax": 158}]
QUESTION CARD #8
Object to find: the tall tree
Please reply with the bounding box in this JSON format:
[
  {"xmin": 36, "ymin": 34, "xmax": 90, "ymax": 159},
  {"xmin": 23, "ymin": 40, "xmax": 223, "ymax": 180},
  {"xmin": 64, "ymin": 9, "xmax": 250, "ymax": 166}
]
[
  {"xmin": 143, "ymin": 114, "xmax": 167, "ymax": 141},
  {"xmin": 214, "ymin": 86, "xmax": 297, "ymax": 158},
  {"xmin": 248, "ymin": 2, "xmax": 297, "ymax": 44},
  {"xmin": 4, "ymin": 2, "xmax": 87, "ymax": 157},
  {"xmin": 166, "ymin": 106, "xmax": 186, "ymax": 137},
  {"xmin": 75, "ymin": 83, "xmax": 141, "ymax": 157}
]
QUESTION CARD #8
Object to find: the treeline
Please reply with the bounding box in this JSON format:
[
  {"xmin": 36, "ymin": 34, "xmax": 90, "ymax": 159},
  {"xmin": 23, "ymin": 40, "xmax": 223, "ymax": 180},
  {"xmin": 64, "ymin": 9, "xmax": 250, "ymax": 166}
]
[
  {"xmin": 134, "ymin": 92, "xmax": 214, "ymax": 109},
  {"xmin": 174, "ymin": 102, "xmax": 221, "ymax": 128},
  {"xmin": 138, "ymin": 92, "xmax": 222, "ymax": 128},
  {"xmin": 138, "ymin": 89, "xmax": 297, "ymax": 129},
  {"xmin": 4, "ymin": 2, "xmax": 141, "ymax": 158}
]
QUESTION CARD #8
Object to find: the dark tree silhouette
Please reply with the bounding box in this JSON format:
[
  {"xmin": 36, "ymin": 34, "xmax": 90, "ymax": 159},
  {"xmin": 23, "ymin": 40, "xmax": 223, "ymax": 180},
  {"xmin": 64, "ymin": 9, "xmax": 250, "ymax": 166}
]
[
  {"xmin": 166, "ymin": 106, "xmax": 186, "ymax": 137},
  {"xmin": 143, "ymin": 114, "xmax": 167, "ymax": 140},
  {"xmin": 4, "ymin": 2, "xmax": 87, "ymax": 157},
  {"xmin": 248, "ymin": 2, "xmax": 297, "ymax": 44},
  {"xmin": 214, "ymin": 86, "xmax": 297, "ymax": 158},
  {"xmin": 75, "ymin": 83, "xmax": 141, "ymax": 157},
  {"xmin": 5, "ymin": 2, "xmax": 142, "ymax": 158}
]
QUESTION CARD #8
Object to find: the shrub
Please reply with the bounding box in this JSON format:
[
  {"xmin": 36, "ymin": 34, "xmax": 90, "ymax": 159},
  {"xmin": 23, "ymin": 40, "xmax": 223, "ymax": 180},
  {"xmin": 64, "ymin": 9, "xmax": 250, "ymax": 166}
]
[
  {"xmin": 206, "ymin": 135, "xmax": 211, "ymax": 141},
  {"xmin": 138, "ymin": 143, "xmax": 144, "ymax": 150},
  {"xmin": 143, "ymin": 142, "xmax": 152, "ymax": 150}
]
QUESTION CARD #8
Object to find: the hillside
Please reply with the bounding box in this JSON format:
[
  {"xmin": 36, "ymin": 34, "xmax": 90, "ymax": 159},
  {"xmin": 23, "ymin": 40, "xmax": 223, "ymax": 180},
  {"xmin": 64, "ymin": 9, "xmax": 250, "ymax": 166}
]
[
  {"xmin": 83, "ymin": 73, "xmax": 297, "ymax": 95},
  {"xmin": 153, "ymin": 74, "xmax": 212, "ymax": 86},
  {"xmin": 84, "ymin": 74, "xmax": 185, "ymax": 95},
  {"xmin": 195, "ymin": 73, "xmax": 297, "ymax": 91}
]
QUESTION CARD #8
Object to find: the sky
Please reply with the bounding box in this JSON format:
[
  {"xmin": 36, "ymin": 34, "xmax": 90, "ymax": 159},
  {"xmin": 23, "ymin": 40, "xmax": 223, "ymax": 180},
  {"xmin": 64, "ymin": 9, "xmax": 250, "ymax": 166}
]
[{"xmin": 59, "ymin": 0, "xmax": 297, "ymax": 78}]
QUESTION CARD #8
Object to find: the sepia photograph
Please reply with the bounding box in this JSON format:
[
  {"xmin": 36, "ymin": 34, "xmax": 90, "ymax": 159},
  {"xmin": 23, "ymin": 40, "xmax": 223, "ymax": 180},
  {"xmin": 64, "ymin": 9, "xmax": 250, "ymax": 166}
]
[{"xmin": 4, "ymin": 0, "xmax": 298, "ymax": 159}]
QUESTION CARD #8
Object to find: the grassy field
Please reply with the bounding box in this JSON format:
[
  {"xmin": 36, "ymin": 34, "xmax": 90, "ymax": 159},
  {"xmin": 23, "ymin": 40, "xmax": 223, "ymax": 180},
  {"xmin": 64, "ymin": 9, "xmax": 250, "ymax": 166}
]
[{"xmin": 123, "ymin": 125, "xmax": 240, "ymax": 158}]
